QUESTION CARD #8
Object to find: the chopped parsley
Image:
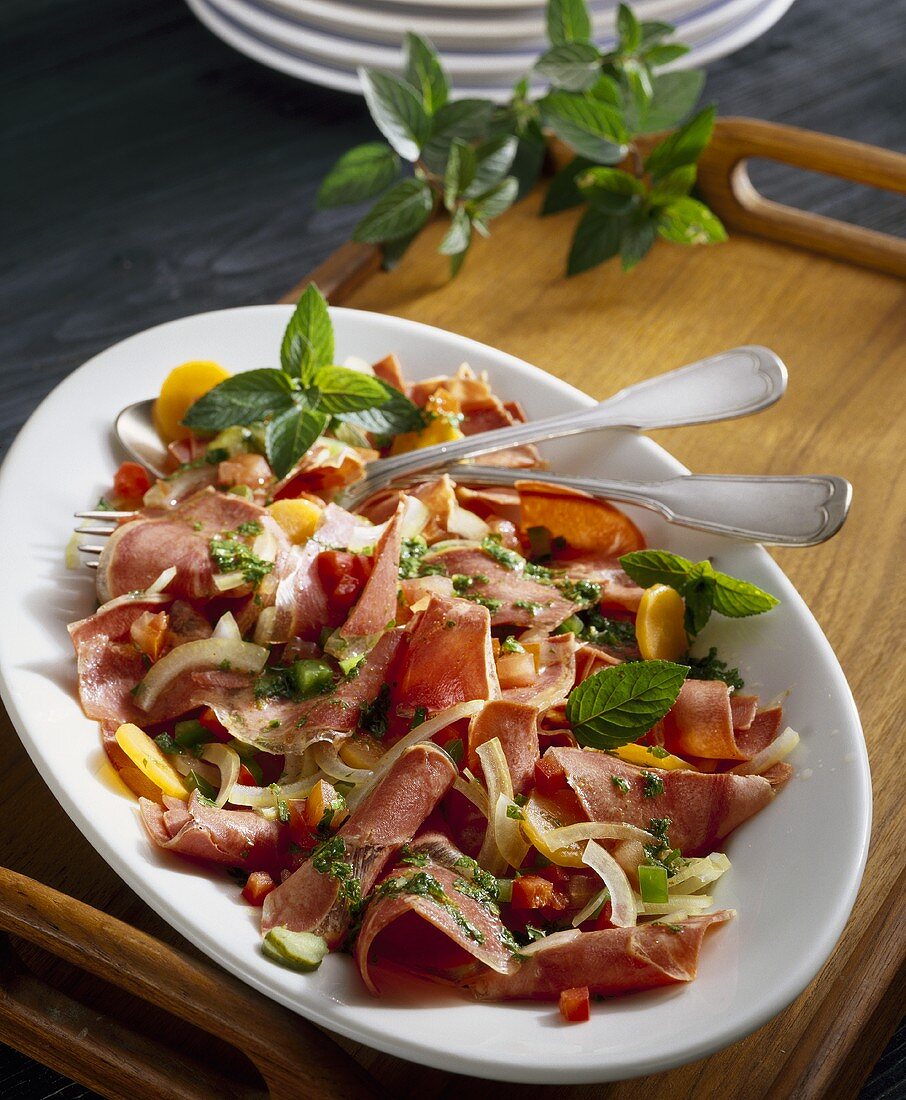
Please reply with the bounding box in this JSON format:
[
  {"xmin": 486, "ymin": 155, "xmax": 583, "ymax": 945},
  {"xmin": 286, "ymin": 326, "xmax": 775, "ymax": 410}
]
[
  {"xmin": 374, "ymin": 871, "xmax": 484, "ymax": 944},
  {"xmin": 513, "ymin": 599, "xmax": 543, "ymax": 616},
  {"xmin": 481, "ymin": 534, "xmax": 523, "ymax": 570},
  {"xmin": 209, "ymin": 534, "xmax": 273, "ymax": 585},
  {"xmin": 443, "ymin": 737, "xmax": 464, "ymax": 764},
  {"xmin": 471, "ymin": 596, "xmax": 502, "ymax": 613},
  {"xmin": 359, "ymin": 683, "xmax": 391, "ymax": 739},
  {"xmin": 400, "ymin": 845, "xmax": 429, "ymax": 867},
  {"xmin": 645, "ymin": 817, "xmax": 684, "ymax": 875},
  {"xmin": 506, "ymin": 804, "xmax": 524, "ymax": 820},
  {"xmin": 254, "ymin": 659, "xmax": 334, "ymax": 701},
  {"xmin": 236, "ymin": 520, "xmax": 263, "ymax": 536},
  {"xmin": 399, "ymin": 536, "xmax": 447, "ymax": 579},
  {"xmin": 311, "ymin": 836, "xmax": 362, "ymax": 913},
  {"xmin": 575, "ymin": 608, "xmax": 637, "ymax": 650},
  {"xmin": 500, "ymin": 635, "xmax": 525, "ymax": 654},
  {"xmin": 410, "ymin": 706, "xmax": 427, "ymax": 729},
  {"xmin": 611, "ymin": 775, "xmax": 631, "ymax": 793},
  {"xmin": 680, "ymin": 647, "xmax": 745, "ymax": 691},
  {"xmin": 642, "ymin": 771, "xmax": 665, "ymax": 798},
  {"xmin": 268, "ymin": 783, "xmax": 290, "ymax": 824},
  {"xmin": 555, "ymin": 577, "xmax": 602, "ymax": 606},
  {"xmin": 452, "ymin": 572, "xmax": 489, "ymax": 594}
]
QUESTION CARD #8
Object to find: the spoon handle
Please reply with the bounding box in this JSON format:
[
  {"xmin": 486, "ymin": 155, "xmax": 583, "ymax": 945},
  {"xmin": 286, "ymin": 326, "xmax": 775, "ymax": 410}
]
[
  {"xmin": 341, "ymin": 347, "xmax": 786, "ymax": 508},
  {"xmin": 438, "ymin": 467, "xmax": 852, "ymax": 547}
]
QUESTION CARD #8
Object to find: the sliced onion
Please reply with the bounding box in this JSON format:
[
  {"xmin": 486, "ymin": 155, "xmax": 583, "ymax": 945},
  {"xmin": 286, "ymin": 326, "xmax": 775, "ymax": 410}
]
[
  {"xmin": 201, "ymin": 743, "xmax": 241, "ymax": 808},
  {"xmin": 228, "ymin": 773, "xmax": 324, "ymax": 808},
  {"xmin": 399, "ymin": 495, "xmax": 430, "ymax": 538},
  {"xmin": 254, "ymin": 606, "xmax": 276, "ymax": 645},
  {"xmin": 213, "ymin": 570, "xmax": 247, "ymax": 592},
  {"xmin": 424, "ymin": 539, "xmax": 481, "ymax": 556},
  {"xmin": 731, "ymin": 726, "xmax": 800, "ymax": 775},
  {"xmin": 133, "ymin": 637, "xmax": 268, "ymax": 712},
  {"xmin": 213, "ymin": 611, "xmax": 241, "ymax": 640},
  {"xmin": 345, "ymin": 699, "xmax": 485, "ymax": 812},
  {"xmin": 453, "ymin": 774, "xmax": 489, "ymax": 817},
  {"xmin": 545, "ymin": 821, "xmax": 653, "ymax": 851},
  {"xmin": 145, "ymin": 566, "xmax": 177, "ymax": 594},
  {"xmin": 517, "ymin": 928, "xmax": 582, "ymax": 957},
  {"xmin": 638, "ymin": 894, "xmax": 714, "ymax": 915},
  {"xmin": 582, "ymin": 840, "xmax": 637, "ymax": 928},
  {"xmin": 173, "ymin": 756, "xmax": 219, "ymax": 785},
  {"xmin": 475, "ymin": 738, "xmax": 514, "ymax": 876},
  {"xmin": 312, "ymin": 741, "xmax": 373, "ymax": 785},
  {"xmin": 668, "ymin": 853, "xmax": 731, "ymax": 893},
  {"xmin": 572, "ymin": 888, "xmax": 608, "ymax": 928},
  {"xmin": 252, "ymin": 528, "xmax": 279, "ymax": 563},
  {"xmin": 447, "ymin": 501, "xmax": 490, "ymax": 540},
  {"xmin": 493, "ymin": 792, "xmax": 531, "ymax": 870},
  {"xmin": 143, "ymin": 466, "xmax": 213, "ymax": 508}
]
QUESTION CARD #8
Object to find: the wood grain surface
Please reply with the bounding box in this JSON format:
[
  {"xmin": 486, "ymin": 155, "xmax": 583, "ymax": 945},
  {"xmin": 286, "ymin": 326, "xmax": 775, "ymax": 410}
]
[{"xmin": 2, "ymin": 0, "xmax": 905, "ymax": 1096}]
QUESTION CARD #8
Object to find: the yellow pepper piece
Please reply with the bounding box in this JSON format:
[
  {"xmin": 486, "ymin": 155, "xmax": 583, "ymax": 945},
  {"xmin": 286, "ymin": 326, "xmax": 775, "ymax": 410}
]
[
  {"xmin": 267, "ymin": 498, "xmax": 323, "ymax": 544},
  {"xmin": 389, "ymin": 415, "xmax": 464, "ymax": 455},
  {"xmin": 635, "ymin": 583, "xmax": 687, "ymax": 661},
  {"xmin": 339, "ymin": 735, "xmax": 384, "ymax": 770},
  {"xmin": 114, "ymin": 723, "xmax": 188, "ymax": 798},
  {"xmin": 153, "ymin": 360, "xmax": 231, "ymax": 442},
  {"xmin": 611, "ymin": 743, "xmax": 696, "ymax": 771},
  {"xmin": 520, "ymin": 791, "xmax": 586, "ymax": 868}
]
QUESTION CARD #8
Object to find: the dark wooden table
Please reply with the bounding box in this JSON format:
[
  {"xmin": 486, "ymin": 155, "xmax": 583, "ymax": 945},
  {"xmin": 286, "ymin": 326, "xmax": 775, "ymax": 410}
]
[{"xmin": 2, "ymin": 0, "xmax": 903, "ymax": 1096}]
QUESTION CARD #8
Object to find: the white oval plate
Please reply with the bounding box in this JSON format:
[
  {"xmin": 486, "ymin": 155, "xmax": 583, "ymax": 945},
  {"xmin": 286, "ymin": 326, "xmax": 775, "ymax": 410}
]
[{"xmin": 0, "ymin": 305, "xmax": 870, "ymax": 1084}]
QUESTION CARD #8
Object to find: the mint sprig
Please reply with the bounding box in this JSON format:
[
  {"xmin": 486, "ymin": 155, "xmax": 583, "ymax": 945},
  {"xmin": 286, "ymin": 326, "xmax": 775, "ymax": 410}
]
[
  {"xmin": 619, "ymin": 549, "xmax": 779, "ymax": 635},
  {"xmin": 317, "ymin": 1, "xmax": 725, "ymax": 279},
  {"xmin": 565, "ymin": 660, "xmax": 688, "ymax": 749},
  {"xmin": 182, "ymin": 285, "xmax": 424, "ymax": 477}
]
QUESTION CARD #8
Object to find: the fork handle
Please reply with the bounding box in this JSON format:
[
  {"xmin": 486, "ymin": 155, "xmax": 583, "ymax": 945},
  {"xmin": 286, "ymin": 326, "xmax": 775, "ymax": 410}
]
[
  {"xmin": 455, "ymin": 468, "xmax": 852, "ymax": 546},
  {"xmin": 359, "ymin": 347, "xmax": 786, "ymax": 490}
]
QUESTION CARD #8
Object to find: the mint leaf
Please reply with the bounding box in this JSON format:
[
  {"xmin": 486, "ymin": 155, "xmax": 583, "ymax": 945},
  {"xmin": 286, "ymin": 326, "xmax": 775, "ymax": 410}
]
[
  {"xmin": 468, "ymin": 177, "xmax": 518, "ymax": 228},
  {"xmin": 578, "ymin": 166, "xmax": 644, "ymax": 216},
  {"xmin": 646, "ymin": 43, "xmax": 690, "ymax": 66},
  {"xmin": 711, "ymin": 572, "xmax": 779, "ymax": 617},
  {"xmin": 635, "ymin": 71, "xmax": 705, "ymax": 134},
  {"xmin": 316, "ymin": 143, "xmax": 400, "ymax": 208},
  {"xmin": 547, "ymin": 0, "xmax": 592, "ymax": 46},
  {"xmin": 566, "ymin": 660, "xmax": 688, "ymax": 749},
  {"xmin": 649, "ymin": 164, "xmax": 697, "ymax": 205},
  {"xmin": 682, "ymin": 563, "xmax": 716, "ymax": 636},
  {"xmin": 336, "ymin": 381, "xmax": 425, "ymax": 437},
  {"xmin": 464, "ymin": 135, "xmax": 518, "ymax": 198},
  {"xmin": 312, "ymin": 366, "xmax": 390, "ymax": 414},
  {"xmin": 265, "ymin": 407, "xmax": 327, "ymax": 479},
  {"xmin": 422, "ymin": 99, "xmax": 495, "ymax": 173},
  {"xmin": 360, "ymin": 68, "xmax": 431, "ymax": 162},
  {"xmin": 589, "ymin": 73, "xmax": 622, "ymax": 107},
  {"xmin": 541, "ymin": 157, "xmax": 594, "ymax": 216},
  {"xmin": 535, "ymin": 43, "xmax": 602, "ymax": 92},
  {"xmin": 182, "ymin": 370, "xmax": 295, "ymax": 431},
  {"xmin": 510, "ymin": 130, "xmax": 546, "ymax": 199},
  {"xmin": 444, "ymin": 140, "xmax": 477, "ymax": 210},
  {"xmin": 353, "ymin": 178, "xmax": 434, "ymax": 243},
  {"xmin": 657, "ymin": 197, "xmax": 727, "ymax": 244},
  {"xmin": 439, "ymin": 206, "xmax": 472, "ymax": 254},
  {"xmin": 616, "ymin": 3, "xmax": 642, "ymax": 51},
  {"xmin": 619, "ymin": 549, "xmax": 696, "ymax": 589},
  {"xmin": 280, "ymin": 285, "xmax": 334, "ymax": 384},
  {"xmin": 644, "ymin": 104, "xmax": 716, "ymax": 177},
  {"xmin": 541, "ymin": 91, "xmax": 627, "ymax": 163},
  {"xmin": 567, "ymin": 206, "xmax": 626, "ymax": 275},
  {"xmin": 620, "ymin": 210, "xmax": 657, "ymax": 270},
  {"xmin": 380, "ymin": 230, "xmax": 419, "ymax": 271},
  {"xmin": 404, "ymin": 33, "xmax": 449, "ymax": 115},
  {"xmin": 639, "ymin": 20, "xmax": 673, "ymax": 47}
]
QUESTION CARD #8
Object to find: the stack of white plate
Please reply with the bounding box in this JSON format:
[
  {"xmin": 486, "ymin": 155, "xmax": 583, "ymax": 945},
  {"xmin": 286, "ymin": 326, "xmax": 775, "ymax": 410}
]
[{"xmin": 185, "ymin": 0, "xmax": 797, "ymax": 101}]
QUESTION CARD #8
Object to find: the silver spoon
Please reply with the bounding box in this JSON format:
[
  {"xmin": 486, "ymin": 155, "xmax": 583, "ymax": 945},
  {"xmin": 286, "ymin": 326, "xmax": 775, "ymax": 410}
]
[
  {"xmin": 428, "ymin": 467, "xmax": 852, "ymax": 547},
  {"xmin": 114, "ymin": 345, "xmax": 786, "ymax": 487}
]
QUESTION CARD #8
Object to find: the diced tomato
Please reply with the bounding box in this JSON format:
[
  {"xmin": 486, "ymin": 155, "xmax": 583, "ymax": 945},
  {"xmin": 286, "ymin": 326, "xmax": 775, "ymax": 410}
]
[
  {"xmin": 559, "ymin": 986, "xmax": 590, "ymax": 1023},
  {"xmin": 535, "ymin": 864, "xmax": 571, "ymax": 889},
  {"xmin": 198, "ymin": 707, "xmax": 231, "ymax": 741},
  {"xmin": 534, "ymin": 755, "xmax": 567, "ymax": 796},
  {"xmin": 317, "ymin": 550, "xmax": 372, "ymax": 618},
  {"xmin": 510, "ymin": 875, "xmax": 568, "ymax": 911},
  {"xmin": 112, "ymin": 461, "xmax": 152, "ymax": 503},
  {"xmin": 218, "ymin": 452, "xmax": 272, "ymax": 489},
  {"xmin": 594, "ymin": 902, "xmax": 614, "ymax": 931},
  {"xmin": 242, "ymin": 871, "xmax": 276, "ymax": 907},
  {"xmin": 287, "ymin": 800, "xmax": 319, "ymax": 852},
  {"xmin": 238, "ymin": 764, "xmax": 257, "ymax": 786}
]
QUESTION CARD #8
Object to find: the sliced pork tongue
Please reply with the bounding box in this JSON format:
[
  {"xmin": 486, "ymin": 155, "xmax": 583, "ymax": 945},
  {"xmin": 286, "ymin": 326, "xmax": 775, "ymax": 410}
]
[
  {"xmin": 96, "ymin": 487, "xmax": 286, "ymax": 603},
  {"xmin": 467, "ymin": 700, "xmax": 540, "ymax": 795},
  {"xmin": 546, "ymin": 746, "xmax": 776, "ymax": 856},
  {"xmin": 466, "ymin": 910, "xmax": 734, "ymax": 1001},
  {"xmin": 140, "ymin": 791, "xmax": 284, "ymax": 872},
  {"xmin": 261, "ymin": 743, "xmax": 456, "ymax": 946}
]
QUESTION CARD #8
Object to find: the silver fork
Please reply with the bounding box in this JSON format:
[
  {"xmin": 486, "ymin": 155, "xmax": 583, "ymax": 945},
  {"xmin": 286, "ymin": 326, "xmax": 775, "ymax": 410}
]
[{"xmin": 334, "ymin": 345, "xmax": 786, "ymax": 510}]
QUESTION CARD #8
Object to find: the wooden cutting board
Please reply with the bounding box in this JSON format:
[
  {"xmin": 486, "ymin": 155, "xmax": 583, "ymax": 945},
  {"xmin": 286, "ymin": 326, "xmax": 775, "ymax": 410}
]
[{"xmin": 1, "ymin": 118, "xmax": 904, "ymax": 1100}]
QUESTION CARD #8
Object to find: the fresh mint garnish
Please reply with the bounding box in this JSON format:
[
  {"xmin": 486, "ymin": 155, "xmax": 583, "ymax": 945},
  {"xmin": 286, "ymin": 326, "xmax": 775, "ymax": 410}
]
[
  {"xmin": 620, "ymin": 549, "xmax": 779, "ymax": 636},
  {"xmin": 182, "ymin": 284, "xmax": 424, "ymax": 477},
  {"xmin": 565, "ymin": 660, "xmax": 688, "ymax": 749}
]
